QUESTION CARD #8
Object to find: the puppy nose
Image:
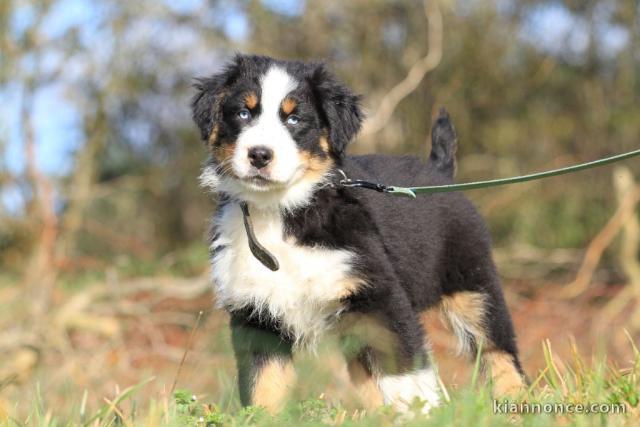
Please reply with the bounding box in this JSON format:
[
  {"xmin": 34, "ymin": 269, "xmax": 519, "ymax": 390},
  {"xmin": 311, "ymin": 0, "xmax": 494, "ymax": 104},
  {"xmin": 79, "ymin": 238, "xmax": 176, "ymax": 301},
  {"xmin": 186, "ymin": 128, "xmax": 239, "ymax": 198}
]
[{"xmin": 248, "ymin": 146, "xmax": 273, "ymax": 169}]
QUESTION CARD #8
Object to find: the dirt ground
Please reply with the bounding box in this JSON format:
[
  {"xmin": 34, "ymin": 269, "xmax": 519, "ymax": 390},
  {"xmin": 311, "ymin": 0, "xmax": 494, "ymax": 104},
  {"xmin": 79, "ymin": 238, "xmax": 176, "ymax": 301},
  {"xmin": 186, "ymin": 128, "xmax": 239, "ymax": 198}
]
[{"xmin": 2, "ymin": 277, "xmax": 638, "ymax": 414}]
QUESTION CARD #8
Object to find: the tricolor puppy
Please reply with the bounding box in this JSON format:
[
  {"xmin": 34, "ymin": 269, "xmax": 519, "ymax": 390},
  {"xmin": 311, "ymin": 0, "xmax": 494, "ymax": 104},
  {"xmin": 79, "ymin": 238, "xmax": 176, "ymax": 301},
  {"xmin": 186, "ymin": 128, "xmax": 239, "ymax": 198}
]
[{"xmin": 192, "ymin": 54, "xmax": 526, "ymax": 414}]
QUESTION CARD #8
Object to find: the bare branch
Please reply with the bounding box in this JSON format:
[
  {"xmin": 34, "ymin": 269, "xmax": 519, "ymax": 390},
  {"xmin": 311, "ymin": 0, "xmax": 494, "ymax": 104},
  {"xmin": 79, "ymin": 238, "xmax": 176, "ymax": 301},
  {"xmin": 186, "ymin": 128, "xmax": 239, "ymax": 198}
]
[
  {"xmin": 561, "ymin": 174, "xmax": 640, "ymax": 299},
  {"xmin": 615, "ymin": 167, "xmax": 640, "ymax": 296},
  {"xmin": 360, "ymin": 0, "xmax": 443, "ymax": 137},
  {"xmin": 21, "ymin": 83, "xmax": 59, "ymax": 316},
  {"xmin": 593, "ymin": 167, "xmax": 640, "ymax": 331}
]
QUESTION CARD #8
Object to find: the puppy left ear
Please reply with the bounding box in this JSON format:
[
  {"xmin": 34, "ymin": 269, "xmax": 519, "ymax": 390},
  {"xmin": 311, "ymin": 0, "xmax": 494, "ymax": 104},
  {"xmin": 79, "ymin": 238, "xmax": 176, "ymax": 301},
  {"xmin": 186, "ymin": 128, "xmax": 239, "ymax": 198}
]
[{"xmin": 310, "ymin": 64, "xmax": 364, "ymax": 157}]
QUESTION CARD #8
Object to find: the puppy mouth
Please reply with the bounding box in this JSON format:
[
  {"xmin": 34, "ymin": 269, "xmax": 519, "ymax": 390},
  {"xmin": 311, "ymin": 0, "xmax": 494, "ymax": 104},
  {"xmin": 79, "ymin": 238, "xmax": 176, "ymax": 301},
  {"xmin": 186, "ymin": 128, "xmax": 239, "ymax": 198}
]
[
  {"xmin": 239, "ymin": 171, "xmax": 285, "ymax": 190},
  {"xmin": 245, "ymin": 175, "xmax": 273, "ymax": 186},
  {"xmin": 238, "ymin": 166, "xmax": 305, "ymax": 191}
]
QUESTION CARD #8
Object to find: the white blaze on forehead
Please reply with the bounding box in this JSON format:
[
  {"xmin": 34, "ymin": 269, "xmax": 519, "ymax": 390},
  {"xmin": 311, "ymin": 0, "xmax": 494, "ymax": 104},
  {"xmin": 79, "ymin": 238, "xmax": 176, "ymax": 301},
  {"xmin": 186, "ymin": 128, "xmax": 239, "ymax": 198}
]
[
  {"xmin": 260, "ymin": 66, "xmax": 297, "ymax": 114},
  {"xmin": 221, "ymin": 65, "xmax": 325, "ymax": 210},
  {"xmin": 231, "ymin": 66, "xmax": 302, "ymax": 189}
]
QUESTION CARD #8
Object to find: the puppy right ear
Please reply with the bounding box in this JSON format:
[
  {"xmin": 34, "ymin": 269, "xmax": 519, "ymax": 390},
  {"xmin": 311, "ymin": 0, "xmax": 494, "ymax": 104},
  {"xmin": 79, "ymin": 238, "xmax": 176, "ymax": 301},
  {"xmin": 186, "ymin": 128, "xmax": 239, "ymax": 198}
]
[
  {"xmin": 191, "ymin": 56, "xmax": 242, "ymax": 142},
  {"xmin": 191, "ymin": 77, "xmax": 223, "ymax": 142}
]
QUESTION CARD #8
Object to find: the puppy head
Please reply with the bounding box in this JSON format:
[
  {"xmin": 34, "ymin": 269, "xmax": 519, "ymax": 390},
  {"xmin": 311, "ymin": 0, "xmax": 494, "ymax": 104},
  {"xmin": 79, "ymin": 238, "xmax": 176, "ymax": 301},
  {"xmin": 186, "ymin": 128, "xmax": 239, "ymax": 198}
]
[{"xmin": 192, "ymin": 54, "xmax": 363, "ymax": 208}]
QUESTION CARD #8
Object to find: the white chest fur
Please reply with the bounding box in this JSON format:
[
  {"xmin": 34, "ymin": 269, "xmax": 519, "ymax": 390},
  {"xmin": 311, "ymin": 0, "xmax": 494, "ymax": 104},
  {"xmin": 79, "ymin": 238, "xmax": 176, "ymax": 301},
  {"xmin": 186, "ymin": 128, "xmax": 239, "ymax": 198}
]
[{"xmin": 210, "ymin": 203, "xmax": 360, "ymax": 346}]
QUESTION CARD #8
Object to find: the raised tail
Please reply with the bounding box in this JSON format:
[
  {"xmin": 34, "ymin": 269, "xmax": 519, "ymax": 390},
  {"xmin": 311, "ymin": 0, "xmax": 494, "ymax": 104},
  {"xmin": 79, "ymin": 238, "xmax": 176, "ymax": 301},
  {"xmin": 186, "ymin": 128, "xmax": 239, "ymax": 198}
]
[{"xmin": 428, "ymin": 107, "xmax": 457, "ymax": 178}]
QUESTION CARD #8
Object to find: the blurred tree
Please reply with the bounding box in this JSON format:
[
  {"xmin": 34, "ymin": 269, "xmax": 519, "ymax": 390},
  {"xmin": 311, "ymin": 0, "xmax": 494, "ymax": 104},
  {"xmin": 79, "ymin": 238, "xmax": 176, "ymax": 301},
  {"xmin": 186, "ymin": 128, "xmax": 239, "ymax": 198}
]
[{"xmin": 0, "ymin": 0, "xmax": 638, "ymax": 281}]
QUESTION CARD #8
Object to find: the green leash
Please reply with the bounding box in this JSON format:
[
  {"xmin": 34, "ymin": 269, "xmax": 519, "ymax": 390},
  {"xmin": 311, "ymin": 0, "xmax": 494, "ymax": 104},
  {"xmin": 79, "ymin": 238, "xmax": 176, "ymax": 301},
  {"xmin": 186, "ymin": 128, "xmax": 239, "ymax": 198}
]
[
  {"xmin": 244, "ymin": 148, "xmax": 640, "ymax": 271},
  {"xmin": 340, "ymin": 148, "xmax": 640, "ymax": 199}
]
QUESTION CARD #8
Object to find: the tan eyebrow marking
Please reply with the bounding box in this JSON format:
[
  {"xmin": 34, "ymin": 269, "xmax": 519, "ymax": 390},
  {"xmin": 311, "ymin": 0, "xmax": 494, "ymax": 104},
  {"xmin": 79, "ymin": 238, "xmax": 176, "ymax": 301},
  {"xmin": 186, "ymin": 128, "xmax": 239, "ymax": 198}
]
[
  {"xmin": 281, "ymin": 97, "xmax": 297, "ymax": 115},
  {"xmin": 245, "ymin": 92, "xmax": 258, "ymax": 109}
]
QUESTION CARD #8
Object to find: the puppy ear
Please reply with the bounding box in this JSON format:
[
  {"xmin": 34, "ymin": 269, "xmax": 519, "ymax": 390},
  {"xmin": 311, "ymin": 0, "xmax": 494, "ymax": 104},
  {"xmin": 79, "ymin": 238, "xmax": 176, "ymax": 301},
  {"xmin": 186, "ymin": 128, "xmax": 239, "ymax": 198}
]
[
  {"xmin": 191, "ymin": 77, "xmax": 222, "ymax": 142},
  {"xmin": 310, "ymin": 64, "xmax": 364, "ymax": 157},
  {"xmin": 191, "ymin": 56, "xmax": 242, "ymax": 142}
]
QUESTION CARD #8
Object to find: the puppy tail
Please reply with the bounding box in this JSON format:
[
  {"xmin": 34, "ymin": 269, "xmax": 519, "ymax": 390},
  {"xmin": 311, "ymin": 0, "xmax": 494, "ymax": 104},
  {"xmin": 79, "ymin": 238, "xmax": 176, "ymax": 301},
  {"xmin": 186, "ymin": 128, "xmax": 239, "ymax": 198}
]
[{"xmin": 428, "ymin": 107, "xmax": 458, "ymax": 178}]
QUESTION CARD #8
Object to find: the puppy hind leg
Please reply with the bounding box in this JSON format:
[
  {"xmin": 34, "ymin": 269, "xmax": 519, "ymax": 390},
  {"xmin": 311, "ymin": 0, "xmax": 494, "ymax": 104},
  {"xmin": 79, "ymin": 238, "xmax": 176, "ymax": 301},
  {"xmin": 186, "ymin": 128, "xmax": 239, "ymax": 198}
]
[
  {"xmin": 480, "ymin": 289, "xmax": 527, "ymax": 397},
  {"xmin": 439, "ymin": 290, "xmax": 526, "ymax": 397},
  {"xmin": 439, "ymin": 291, "xmax": 486, "ymax": 358},
  {"xmin": 482, "ymin": 350, "xmax": 526, "ymax": 398}
]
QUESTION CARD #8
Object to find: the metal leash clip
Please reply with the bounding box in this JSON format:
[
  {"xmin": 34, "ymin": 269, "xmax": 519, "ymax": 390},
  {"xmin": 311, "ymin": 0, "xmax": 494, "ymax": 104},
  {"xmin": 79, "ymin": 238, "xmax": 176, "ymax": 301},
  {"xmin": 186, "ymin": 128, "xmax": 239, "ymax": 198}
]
[{"xmin": 337, "ymin": 169, "xmax": 390, "ymax": 193}]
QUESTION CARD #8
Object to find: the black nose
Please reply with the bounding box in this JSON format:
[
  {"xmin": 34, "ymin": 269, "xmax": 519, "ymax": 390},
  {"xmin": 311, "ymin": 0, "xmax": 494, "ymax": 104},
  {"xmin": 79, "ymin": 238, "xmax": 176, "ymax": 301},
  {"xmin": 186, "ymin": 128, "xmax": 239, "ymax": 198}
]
[{"xmin": 248, "ymin": 146, "xmax": 273, "ymax": 169}]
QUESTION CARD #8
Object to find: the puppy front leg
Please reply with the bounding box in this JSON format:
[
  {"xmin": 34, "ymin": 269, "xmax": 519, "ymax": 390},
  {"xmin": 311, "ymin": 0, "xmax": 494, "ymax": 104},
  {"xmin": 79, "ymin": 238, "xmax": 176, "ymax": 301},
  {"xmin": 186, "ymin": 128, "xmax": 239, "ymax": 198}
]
[{"xmin": 230, "ymin": 316, "xmax": 296, "ymax": 413}]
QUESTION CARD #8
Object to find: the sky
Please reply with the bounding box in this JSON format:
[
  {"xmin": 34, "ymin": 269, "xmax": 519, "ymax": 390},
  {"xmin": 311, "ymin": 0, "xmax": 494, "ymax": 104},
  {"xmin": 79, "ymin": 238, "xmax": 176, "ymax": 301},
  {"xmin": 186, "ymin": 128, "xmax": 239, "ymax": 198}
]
[{"xmin": 0, "ymin": 0, "xmax": 632, "ymax": 213}]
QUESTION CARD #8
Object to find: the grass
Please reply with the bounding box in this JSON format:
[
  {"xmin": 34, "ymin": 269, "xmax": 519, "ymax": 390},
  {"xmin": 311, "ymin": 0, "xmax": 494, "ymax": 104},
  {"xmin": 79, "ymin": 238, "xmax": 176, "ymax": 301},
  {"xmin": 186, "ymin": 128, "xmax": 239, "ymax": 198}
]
[{"xmin": 1, "ymin": 337, "xmax": 638, "ymax": 426}]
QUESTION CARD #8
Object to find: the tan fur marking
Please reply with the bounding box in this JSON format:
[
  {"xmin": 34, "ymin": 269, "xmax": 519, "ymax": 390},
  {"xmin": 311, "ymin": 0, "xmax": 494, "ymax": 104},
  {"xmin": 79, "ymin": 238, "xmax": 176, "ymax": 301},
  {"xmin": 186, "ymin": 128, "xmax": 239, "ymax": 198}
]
[
  {"xmin": 212, "ymin": 143, "xmax": 234, "ymax": 162},
  {"xmin": 245, "ymin": 92, "xmax": 258, "ymax": 109},
  {"xmin": 319, "ymin": 136, "xmax": 330, "ymax": 153},
  {"xmin": 208, "ymin": 124, "xmax": 219, "ymax": 146},
  {"xmin": 347, "ymin": 358, "xmax": 383, "ymax": 409},
  {"xmin": 252, "ymin": 358, "xmax": 296, "ymax": 414},
  {"xmin": 281, "ymin": 98, "xmax": 297, "ymax": 115},
  {"xmin": 439, "ymin": 291, "xmax": 489, "ymax": 354},
  {"xmin": 334, "ymin": 277, "xmax": 365, "ymax": 300},
  {"xmin": 207, "ymin": 89, "xmax": 227, "ymax": 145},
  {"xmin": 484, "ymin": 351, "xmax": 526, "ymax": 397},
  {"xmin": 298, "ymin": 150, "xmax": 334, "ymax": 187},
  {"xmin": 211, "ymin": 142, "xmax": 236, "ymax": 177},
  {"xmin": 431, "ymin": 292, "xmax": 525, "ymax": 396}
]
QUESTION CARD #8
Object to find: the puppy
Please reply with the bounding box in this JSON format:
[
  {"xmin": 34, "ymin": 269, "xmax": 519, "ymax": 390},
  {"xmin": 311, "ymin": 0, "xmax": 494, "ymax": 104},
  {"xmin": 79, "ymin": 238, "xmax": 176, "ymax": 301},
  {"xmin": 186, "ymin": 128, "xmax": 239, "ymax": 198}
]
[{"xmin": 192, "ymin": 54, "xmax": 526, "ymax": 414}]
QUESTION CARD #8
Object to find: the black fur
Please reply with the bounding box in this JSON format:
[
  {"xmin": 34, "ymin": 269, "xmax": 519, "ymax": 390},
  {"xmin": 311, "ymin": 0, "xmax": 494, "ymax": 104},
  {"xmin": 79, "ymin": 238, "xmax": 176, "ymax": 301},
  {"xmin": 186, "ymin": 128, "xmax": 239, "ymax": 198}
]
[
  {"xmin": 192, "ymin": 54, "xmax": 362, "ymax": 160},
  {"xmin": 277, "ymin": 150, "xmax": 521, "ymax": 372},
  {"xmin": 193, "ymin": 54, "xmax": 524, "ymax": 407},
  {"xmin": 192, "ymin": 60, "xmax": 239, "ymax": 141},
  {"xmin": 429, "ymin": 107, "xmax": 458, "ymax": 177},
  {"xmin": 309, "ymin": 64, "xmax": 363, "ymax": 158}
]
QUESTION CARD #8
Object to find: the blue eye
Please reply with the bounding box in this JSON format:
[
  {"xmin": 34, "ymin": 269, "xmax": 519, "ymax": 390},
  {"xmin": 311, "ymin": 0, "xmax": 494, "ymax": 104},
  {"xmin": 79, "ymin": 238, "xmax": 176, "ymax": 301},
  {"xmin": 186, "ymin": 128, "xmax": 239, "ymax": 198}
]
[
  {"xmin": 287, "ymin": 115, "xmax": 300, "ymax": 125},
  {"xmin": 238, "ymin": 109, "xmax": 251, "ymax": 120}
]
